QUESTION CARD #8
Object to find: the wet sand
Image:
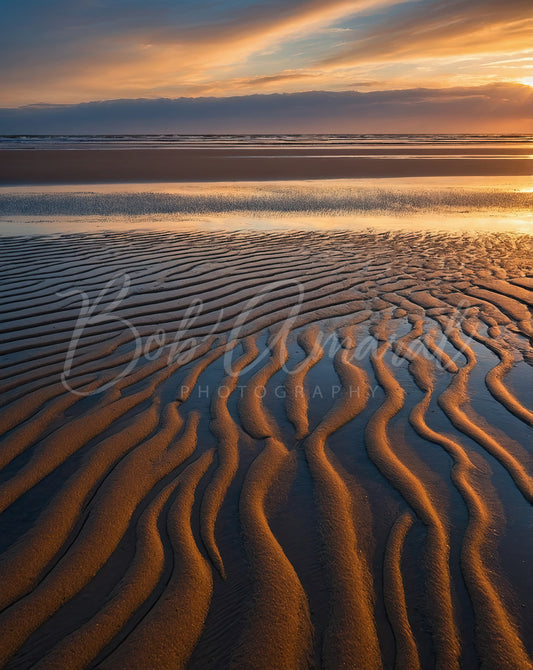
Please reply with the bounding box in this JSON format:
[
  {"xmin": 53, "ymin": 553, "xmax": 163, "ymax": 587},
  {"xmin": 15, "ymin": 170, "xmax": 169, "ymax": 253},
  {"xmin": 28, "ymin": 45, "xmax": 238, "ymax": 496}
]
[
  {"xmin": 1, "ymin": 147, "xmax": 532, "ymax": 184},
  {"xmin": 0, "ymin": 227, "xmax": 531, "ymax": 669}
]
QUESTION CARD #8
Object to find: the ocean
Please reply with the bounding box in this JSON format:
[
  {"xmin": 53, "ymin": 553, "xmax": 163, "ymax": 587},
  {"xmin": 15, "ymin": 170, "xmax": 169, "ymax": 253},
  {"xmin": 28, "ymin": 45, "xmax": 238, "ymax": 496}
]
[{"xmin": 1, "ymin": 133, "xmax": 532, "ymax": 150}]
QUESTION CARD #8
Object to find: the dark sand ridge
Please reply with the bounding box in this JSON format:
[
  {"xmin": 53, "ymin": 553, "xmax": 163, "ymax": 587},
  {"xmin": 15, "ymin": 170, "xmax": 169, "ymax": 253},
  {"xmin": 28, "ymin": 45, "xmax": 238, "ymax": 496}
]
[
  {"xmin": 0, "ymin": 148, "xmax": 531, "ymax": 184},
  {"xmin": 232, "ymin": 332, "xmax": 314, "ymax": 669},
  {"xmin": 393, "ymin": 316, "xmax": 531, "ymax": 668},
  {"xmin": 301, "ymin": 328, "xmax": 382, "ymax": 668},
  {"xmin": 367, "ymin": 316, "xmax": 461, "ymax": 669},
  {"xmin": 0, "ymin": 229, "xmax": 531, "ymax": 669}
]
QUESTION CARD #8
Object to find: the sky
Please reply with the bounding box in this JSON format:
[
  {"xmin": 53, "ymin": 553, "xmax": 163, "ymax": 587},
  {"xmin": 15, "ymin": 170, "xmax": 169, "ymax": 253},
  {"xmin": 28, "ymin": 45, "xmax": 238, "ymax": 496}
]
[{"xmin": 0, "ymin": 0, "xmax": 532, "ymax": 132}]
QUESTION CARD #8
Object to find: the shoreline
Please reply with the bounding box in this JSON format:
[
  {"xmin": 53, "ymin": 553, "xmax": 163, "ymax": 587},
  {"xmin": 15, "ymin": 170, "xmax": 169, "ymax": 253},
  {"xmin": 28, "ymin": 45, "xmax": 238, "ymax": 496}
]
[{"xmin": 1, "ymin": 148, "xmax": 531, "ymax": 184}]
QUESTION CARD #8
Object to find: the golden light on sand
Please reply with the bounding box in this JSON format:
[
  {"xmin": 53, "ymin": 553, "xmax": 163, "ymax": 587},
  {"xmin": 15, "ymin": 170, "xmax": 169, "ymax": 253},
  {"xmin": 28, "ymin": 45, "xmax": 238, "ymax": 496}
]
[{"xmin": 0, "ymin": 223, "xmax": 531, "ymax": 668}]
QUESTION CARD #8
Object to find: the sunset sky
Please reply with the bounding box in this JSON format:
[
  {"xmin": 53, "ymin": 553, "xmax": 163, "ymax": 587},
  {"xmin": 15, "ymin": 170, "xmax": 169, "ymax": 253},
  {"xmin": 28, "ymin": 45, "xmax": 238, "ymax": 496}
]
[{"xmin": 1, "ymin": 0, "xmax": 532, "ymax": 131}]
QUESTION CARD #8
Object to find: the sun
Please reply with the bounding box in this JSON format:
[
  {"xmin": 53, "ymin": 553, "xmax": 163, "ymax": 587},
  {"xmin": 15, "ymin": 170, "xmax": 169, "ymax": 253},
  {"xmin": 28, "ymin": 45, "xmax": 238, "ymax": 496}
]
[{"xmin": 518, "ymin": 76, "xmax": 533, "ymax": 87}]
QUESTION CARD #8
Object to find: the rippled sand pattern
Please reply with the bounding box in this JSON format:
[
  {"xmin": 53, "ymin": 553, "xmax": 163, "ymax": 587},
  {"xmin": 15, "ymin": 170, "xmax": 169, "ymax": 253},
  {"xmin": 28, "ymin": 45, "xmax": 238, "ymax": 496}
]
[{"xmin": 0, "ymin": 229, "xmax": 531, "ymax": 669}]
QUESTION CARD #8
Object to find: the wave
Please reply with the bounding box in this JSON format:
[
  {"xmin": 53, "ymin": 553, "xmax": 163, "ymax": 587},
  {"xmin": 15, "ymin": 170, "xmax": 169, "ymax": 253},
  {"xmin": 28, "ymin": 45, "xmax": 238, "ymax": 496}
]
[{"xmin": 1, "ymin": 133, "xmax": 532, "ymax": 150}]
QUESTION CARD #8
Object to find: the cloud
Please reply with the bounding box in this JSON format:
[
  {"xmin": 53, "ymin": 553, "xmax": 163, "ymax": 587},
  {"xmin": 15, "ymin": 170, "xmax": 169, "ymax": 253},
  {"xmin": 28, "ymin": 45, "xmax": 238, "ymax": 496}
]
[
  {"xmin": 1, "ymin": 0, "xmax": 531, "ymax": 107},
  {"xmin": 319, "ymin": 0, "xmax": 533, "ymax": 67},
  {"xmin": 0, "ymin": 0, "xmax": 386, "ymax": 105},
  {"xmin": 239, "ymin": 72, "xmax": 317, "ymax": 86},
  {"xmin": 0, "ymin": 83, "xmax": 531, "ymax": 133}
]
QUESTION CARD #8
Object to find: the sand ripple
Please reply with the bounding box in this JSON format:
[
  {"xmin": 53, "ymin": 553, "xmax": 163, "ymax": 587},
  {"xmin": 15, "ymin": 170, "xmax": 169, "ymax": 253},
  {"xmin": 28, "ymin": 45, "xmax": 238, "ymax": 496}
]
[{"xmin": 0, "ymin": 229, "xmax": 531, "ymax": 669}]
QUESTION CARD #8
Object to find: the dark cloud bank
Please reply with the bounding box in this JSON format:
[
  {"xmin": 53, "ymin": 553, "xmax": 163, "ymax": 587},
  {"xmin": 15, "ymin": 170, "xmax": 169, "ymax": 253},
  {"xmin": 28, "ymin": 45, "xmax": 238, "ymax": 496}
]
[{"xmin": 0, "ymin": 84, "xmax": 531, "ymax": 134}]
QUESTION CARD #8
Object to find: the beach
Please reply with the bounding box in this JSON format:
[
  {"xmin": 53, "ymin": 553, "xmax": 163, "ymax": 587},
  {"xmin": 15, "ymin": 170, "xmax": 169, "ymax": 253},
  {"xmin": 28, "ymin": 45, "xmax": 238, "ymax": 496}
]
[
  {"xmin": 1, "ymin": 147, "xmax": 532, "ymax": 184},
  {"xmin": 0, "ymin": 136, "xmax": 532, "ymax": 669}
]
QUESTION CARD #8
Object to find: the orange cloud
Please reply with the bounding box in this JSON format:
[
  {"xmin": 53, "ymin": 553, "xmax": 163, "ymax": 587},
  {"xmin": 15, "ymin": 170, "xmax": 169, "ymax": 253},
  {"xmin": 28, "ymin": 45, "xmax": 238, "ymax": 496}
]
[
  {"xmin": 319, "ymin": 0, "xmax": 533, "ymax": 67},
  {"xmin": 1, "ymin": 0, "xmax": 532, "ymax": 106}
]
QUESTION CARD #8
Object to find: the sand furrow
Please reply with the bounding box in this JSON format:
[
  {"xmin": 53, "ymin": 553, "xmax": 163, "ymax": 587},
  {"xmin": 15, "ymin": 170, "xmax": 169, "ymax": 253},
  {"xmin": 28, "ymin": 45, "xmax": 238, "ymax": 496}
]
[
  {"xmin": 0, "ymin": 266, "xmax": 350, "ymax": 348},
  {"xmin": 0, "ymin": 273, "xmax": 358, "ymax": 356},
  {"xmin": 0, "ymin": 334, "xmax": 224, "ymax": 509},
  {"xmin": 0, "ymin": 403, "xmax": 200, "ymax": 666},
  {"xmin": 201, "ymin": 336, "xmax": 259, "ymax": 577},
  {"xmin": 0, "ymin": 257, "xmax": 337, "ymax": 337},
  {"xmin": 285, "ymin": 325, "xmax": 325, "ymax": 439},
  {"xmin": 233, "ymin": 436, "xmax": 314, "ymax": 669},
  {"xmin": 0, "ymin": 332, "xmax": 136, "ymax": 402},
  {"xmin": 404, "ymin": 347, "xmax": 533, "ymax": 669},
  {"xmin": 422, "ymin": 327, "xmax": 459, "ymax": 373},
  {"xmin": 97, "ymin": 449, "xmax": 214, "ymax": 670},
  {"xmin": 33, "ymin": 476, "xmax": 182, "ymax": 670},
  {"xmin": 367, "ymin": 318, "xmax": 461, "ymax": 669},
  {"xmin": 462, "ymin": 318, "xmax": 533, "ymax": 426},
  {"xmin": 303, "ymin": 329, "xmax": 382, "ymax": 669},
  {"xmin": 383, "ymin": 512, "xmax": 420, "ymax": 670},
  {"xmin": 0, "ymin": 377, "xmax": 98, "ymax": 452},
  {"xmin": 437, "ymin": 324, "xmax": 533, "ymax": 503},
  {"xmin": 0, "ymin": 253, "xmax": 327, "ymax": 325},
  {"xmin": 238, "ymin": 332, "xmax": 288, "ymax": 441},
  {"xmin": 0, "ymin": 403, "xmax": 161, "ymax": 612},
  {"xmin": 232, "ymin": 331, "xmax": 316, "ymax": 667},
  {"xmin": 465, "ymin": 287, "xmax": 532, "ymax": 337},
  {"xmin": 0, "ymin": 241, "xmax": 307, "ymax": 309},
  {"xmin": 0, "ymin": 228, "xmax": 530, "ymax": 668},
  {"xmin": 390, "ymin": 317, "xmax": 531, "ymax": 667}
]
